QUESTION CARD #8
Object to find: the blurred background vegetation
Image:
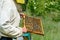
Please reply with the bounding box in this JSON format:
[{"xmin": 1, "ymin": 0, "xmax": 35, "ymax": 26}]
[{"xmin": 21, "ymin": 0, "xmax": 60, "ymax": 40}]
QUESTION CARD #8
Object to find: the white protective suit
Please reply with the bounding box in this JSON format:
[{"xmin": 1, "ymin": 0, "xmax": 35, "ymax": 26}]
[{"xmin": 0, "ymin": 0, "xmax": 23, "ymax": 38}]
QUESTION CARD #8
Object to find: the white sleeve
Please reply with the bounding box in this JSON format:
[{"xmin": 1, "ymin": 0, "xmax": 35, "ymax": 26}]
[{"xmin": 0, "ymin": 0, "xmax": 23, "ymax": 38}]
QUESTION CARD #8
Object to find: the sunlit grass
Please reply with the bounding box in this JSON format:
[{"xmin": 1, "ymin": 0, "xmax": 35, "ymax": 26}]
[{"xmin": 30, "ymin": 15, "xmax": 60, "ymax": 40}]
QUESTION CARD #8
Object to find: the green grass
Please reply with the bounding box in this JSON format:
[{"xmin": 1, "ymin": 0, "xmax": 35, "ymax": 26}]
[{"xmin": 30, "ymin": 15, "xmax": 60, "ymax": 40}]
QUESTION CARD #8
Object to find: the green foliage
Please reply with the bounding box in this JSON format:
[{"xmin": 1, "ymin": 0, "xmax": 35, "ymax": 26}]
[
  {"xmin": 26, "ymin": 0, "xmax": 60, "ymax": 22},
  {"xmin": 45, "ymin": 1, "xmax": 60, "ymax": 12},
  {"xmin": 27, "ymin": 0, "xmax": 45, "ymax": 16},
  {"xmin": 52, "ymin": 13, "xmax": 60, "ymax": 22}
]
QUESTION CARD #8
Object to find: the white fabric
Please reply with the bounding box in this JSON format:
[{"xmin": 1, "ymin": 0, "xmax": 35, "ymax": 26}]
[{"xmin": 0, "ymin": 0, "xmax": 23, "ymax": 38}]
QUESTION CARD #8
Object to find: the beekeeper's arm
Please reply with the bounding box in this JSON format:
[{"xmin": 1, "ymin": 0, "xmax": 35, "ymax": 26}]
[{"xmin": 0, "ymin": 0, "xmax": 23, "ymax": 38}]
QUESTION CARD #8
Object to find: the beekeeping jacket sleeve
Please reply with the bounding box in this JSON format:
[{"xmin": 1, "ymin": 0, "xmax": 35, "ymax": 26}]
[{"xmin": 0, "ymin": 0, "xmax": 23, "ymax": 38}]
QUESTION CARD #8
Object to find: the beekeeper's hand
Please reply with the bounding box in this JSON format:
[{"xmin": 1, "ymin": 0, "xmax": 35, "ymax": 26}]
[
  {"xmin": 20, "ymin": 13, "xmax": 25, "ymax": 18},
  {"xmin": 22, "ymin": 26, "xmax": 27, "ymax": 33}
]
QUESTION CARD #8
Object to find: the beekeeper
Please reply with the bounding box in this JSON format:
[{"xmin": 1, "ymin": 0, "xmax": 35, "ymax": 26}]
[{"xmin": 0, "ymin": 0, "xmax": 27, "ymax": 40}]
